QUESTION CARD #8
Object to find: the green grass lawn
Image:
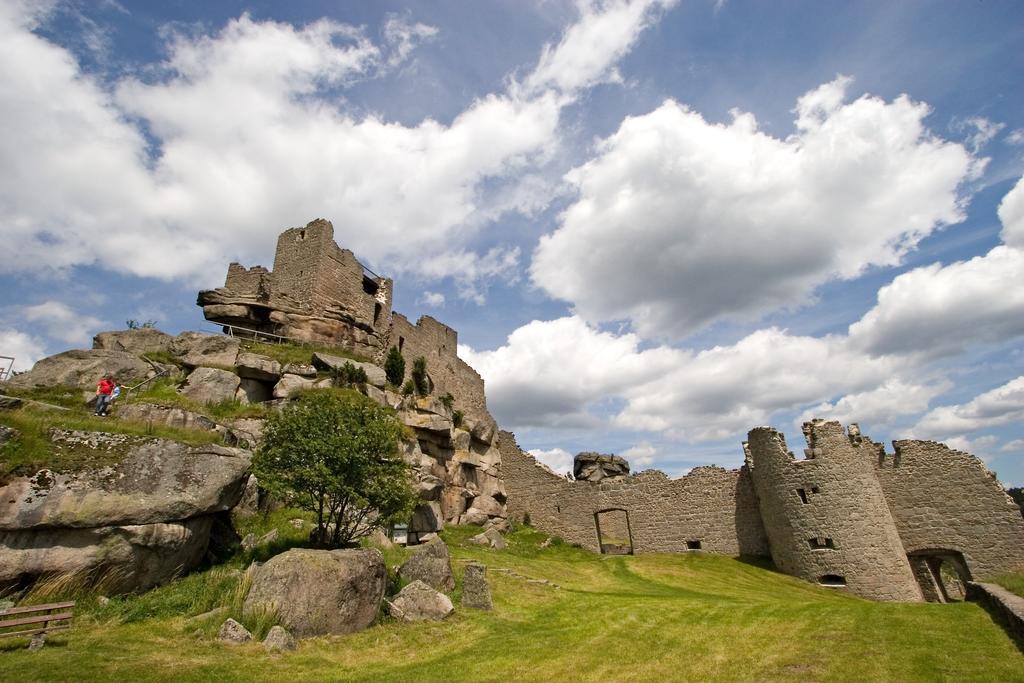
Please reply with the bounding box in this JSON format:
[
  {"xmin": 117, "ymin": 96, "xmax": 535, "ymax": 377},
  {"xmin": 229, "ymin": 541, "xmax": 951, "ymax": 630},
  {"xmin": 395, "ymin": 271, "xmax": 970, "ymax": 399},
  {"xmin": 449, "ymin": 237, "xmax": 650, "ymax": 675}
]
[{"xmin": 1, "ymin": 524, "xmax": 1020, "ymax": 682}]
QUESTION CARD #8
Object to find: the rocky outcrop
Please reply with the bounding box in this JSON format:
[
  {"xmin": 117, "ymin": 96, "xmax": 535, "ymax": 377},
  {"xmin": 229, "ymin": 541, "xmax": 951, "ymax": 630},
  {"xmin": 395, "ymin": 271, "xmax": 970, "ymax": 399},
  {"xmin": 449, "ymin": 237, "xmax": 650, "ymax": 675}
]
[
  {"xmin": 5, "ymin": 349, "xmax": 153, "ymax": 391},
  {"xmin": 397, "ymin": 537, "xmax": 455, "ymax": 592},
  {"xmin": 0, "ymin": 433, "xmax": 250, "ymax": 593},
  {"xmin": 573, "ymin": 452, "xmax": 630, "ymax": 482},
  {"xmin": 170, "ymin": 332, "xmax": 240, "ymax": 369},
  {"xmin": 117, "ymin": 402, "xmax": 219, "ymax": 433},
  {"xmin": 0, "ymin": 436, "xmax": 251, "ymax": 530},
  {"xmin": 387, "ymin": 580, "xmax": 454, "ymax": 622},
  {"xmin": 93, "ymin": 329, "xmax": 173, "ymax": 356},
  {"xmin": 243, "ymin": 548, "xmax": 386, "ymax": 637},
  {"xmin": 235, "ymin": 353, "xmax": 282, "ymax": 383}
]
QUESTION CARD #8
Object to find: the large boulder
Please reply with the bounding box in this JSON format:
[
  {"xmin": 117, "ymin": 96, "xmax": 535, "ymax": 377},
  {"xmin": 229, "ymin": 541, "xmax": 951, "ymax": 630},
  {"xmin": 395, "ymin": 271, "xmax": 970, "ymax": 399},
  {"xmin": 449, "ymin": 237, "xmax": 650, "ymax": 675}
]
[
  {"xmin": 0, "ymin": 517, "xmax": 213, "ymax": 593},
  {"xmin": 92, "ymin": 329, "xmax": 173, "ymax": 356},
  {"xmin": 170, "ymin": 332, "xmax": 240, "ymax": 369},
  {"xmin": 272, "ymin": 374, "xmax": 315, "ymax": 399},
  {"xmin": 0, "ymin": 435, "xmax": 251, "ymax": 530},
  {"xmin": 235, "ymin": 353, "xmax": 281, "ymax": 382},
  {"xmin": 243, "ymin": 548, "xmax": 386, "ymax": 637},
  {"xmin": 573, "ymin": 452, "xmax": 630, "ymax": 482},
  {"xmin": 179, "ymin": 367, "xmax": 241, "ymax": 405},
  {"xmin": 311, "ymin": 353, "xmax": 386, "ymax": 388},
  {"xmin": 387, "ymin": 580, "xmax": 453, "ymax": 622},
  {"xmin": 117, "ymin": 402, "xmax": 218, "ymax": 432},
  {"xmin": 397, "ymin": 537, "xmax": 454, "ymax": 592},
  {"xmin": 5, "ymin": 349, "xmax": 152, "ymax": 391},
  {"xmin": 410, "ymin": 502, "xmax": 444, "ymax": 536}
]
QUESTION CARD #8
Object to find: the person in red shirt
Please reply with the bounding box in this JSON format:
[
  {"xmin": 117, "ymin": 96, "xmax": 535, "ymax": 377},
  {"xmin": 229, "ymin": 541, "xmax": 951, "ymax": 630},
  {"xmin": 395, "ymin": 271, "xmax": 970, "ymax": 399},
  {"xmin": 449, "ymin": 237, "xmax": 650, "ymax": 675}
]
[{"xmin": 94, "ymin": 375, "xmax": 116, "ymax": 416}]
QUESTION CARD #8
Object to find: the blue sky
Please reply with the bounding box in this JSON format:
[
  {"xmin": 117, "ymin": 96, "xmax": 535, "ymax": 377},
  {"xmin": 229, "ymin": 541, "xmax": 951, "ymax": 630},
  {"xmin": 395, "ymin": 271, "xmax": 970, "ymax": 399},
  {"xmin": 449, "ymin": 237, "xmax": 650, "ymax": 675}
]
[{"xmin": 2, "ymin": 0, "xmax": 1024, "ymax": 486}]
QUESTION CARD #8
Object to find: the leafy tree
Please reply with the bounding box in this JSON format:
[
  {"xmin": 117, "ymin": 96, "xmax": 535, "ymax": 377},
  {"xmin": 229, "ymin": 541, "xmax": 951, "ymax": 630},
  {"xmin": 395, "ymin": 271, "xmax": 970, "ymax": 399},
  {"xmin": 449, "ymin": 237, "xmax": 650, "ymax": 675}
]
[
  {"xmin": 1008, "ymin": 487, "xmax": 1024, "ymax": 519},
  {"xmin": 253, "ymin": 389, "xmax": 415, "ymax": 547},
  {"xmin": 411, "ymin": 356, "xmax": 430, "ymax": 395},
  {"xmin": 384, "ymin": 346, "xmax": 405, "ymax": 386}
]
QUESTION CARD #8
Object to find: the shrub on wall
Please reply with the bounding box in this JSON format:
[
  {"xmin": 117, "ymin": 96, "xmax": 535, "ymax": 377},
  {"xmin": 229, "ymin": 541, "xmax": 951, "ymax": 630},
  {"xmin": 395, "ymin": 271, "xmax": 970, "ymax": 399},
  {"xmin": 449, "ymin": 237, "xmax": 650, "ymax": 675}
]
[
  {"xmin": 411, "ymin": 357, "xmax": 430, "ymax": 395},
  {"xmin": 384, "ymin": 346, "xmax": 405, "ymax": 386}
]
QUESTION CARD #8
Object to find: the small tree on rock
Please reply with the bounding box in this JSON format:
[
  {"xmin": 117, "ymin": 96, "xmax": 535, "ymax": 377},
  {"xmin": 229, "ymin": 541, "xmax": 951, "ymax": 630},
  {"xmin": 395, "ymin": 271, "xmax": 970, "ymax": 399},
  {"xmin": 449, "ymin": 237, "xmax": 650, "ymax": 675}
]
[
  {"xmin": 253, "ymin": 389, "xmax": 416, "ymax": 547},
  {"xmin": 411, "ymin": 356, "xmax": 430, "ymax": 395},
  {"xmin": 384, "ymin": 346, "xmax": 405, "ymax": 387}
]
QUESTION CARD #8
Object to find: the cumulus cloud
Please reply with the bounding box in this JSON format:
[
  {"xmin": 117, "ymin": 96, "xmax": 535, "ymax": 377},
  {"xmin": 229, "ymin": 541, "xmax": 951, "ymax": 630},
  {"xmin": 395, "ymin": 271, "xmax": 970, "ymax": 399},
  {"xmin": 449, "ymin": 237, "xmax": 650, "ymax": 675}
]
[
  {"xmin": 531, "ymin": 76, "xmax": 979, "ymax": 339},
  {"xmin": 22, "ymin": 301, "xmax": 104, "ymax": 346},
  {"xmin": 797, "ymin": 378, "xmax": 951, "ymax": 427},
  {"xmin": 954, "ymin": 116, "xmax": 1005, "ymax": 153},
  {"xmin": 0, "ymin": 1, "xmax": 668, "ymax": 295},
  {"xmin": 527, "ymin": 447, "xmax": 574, "ymax": 476},
  {"xmin": 621, "ymin": 441, "xmax": 657, "ymax": 466},
  {"xmin": 463, "ymin": 316, "xmax": 905, "ymax": 440},
  {"xmin": 848, "ymin": 175, "xmax": 1024, "ymax": 358},
  {"xmin": 0, "ymin": 328, "xmax": 47, "ymax": 373},
  {"xmin": 912, "ymin": 376, "xmax": 1024, "ymax": 438},
  {"xmin": 417, "ymin": 291, "xmax": 446, "ymax": 308}
]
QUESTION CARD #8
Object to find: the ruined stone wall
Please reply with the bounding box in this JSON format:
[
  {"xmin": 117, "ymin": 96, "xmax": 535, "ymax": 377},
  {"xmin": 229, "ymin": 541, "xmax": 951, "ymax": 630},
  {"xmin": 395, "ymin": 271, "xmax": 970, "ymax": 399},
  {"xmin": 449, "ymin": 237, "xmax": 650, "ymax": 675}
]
[
  {"xmin": 224, "ymin": 264, "xmax": 270, "ymax": 299},
  {"xmin": 390, "ymin": 313, "xmax": 490, "ymax": 425},
  {"xmin": 746, "ymin": 421, "xmax": 923, "ymax": 602},
  {"xmin": 269, "ymin": 222, "xmax": 333, "ymax": 313},
  {"xmin": 874, "ymin": 439, "xmax": 1024, "ymax": 579},
  {"xmin": 500, "ymin": 431, "xmax": 769, "ymax": 556}
]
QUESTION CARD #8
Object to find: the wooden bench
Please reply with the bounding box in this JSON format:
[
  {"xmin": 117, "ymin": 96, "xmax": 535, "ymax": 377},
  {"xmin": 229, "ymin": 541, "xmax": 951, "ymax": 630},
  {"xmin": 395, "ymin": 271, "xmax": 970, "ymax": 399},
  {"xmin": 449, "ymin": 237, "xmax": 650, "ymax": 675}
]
[{"xmin": 0, "ymin": 601, "xmax": 75, "ymax": 641}]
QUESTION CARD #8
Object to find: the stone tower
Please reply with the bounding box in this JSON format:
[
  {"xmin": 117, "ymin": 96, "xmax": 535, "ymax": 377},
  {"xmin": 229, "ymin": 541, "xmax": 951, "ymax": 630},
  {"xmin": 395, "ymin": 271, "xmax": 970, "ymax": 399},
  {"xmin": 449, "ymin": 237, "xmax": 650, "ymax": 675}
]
[{"xmin": 745, "ymin": 420, "xmax": 923, "ymax": 602}]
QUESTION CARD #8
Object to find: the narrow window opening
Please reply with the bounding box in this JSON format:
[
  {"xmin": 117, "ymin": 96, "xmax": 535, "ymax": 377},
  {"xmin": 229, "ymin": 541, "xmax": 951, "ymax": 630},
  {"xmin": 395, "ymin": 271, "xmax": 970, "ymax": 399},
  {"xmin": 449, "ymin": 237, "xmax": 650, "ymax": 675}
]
[
  {"xmin": 808, "ymin": 537, "xmax": 835, "ymax": 550},
  {"xmin": 555, "ymin": 504, "xmax": 560, "ymax": 513},
  {"xmin": 299, "ymin": 229, "xmax": 306, "ymax": 239},
  {"xmin": 373, "ymin": 302, "xmax": 382, "ymax": 324},
  {"xmin": 398, "ymin": 336, "xmax": 405, "ymax": 352},
  {"xmin": 686, "ymin": 540, "xmax": 702, "ymax": 551},
  {"xmin": 811, "ymin": 486, "xmax": 820, "ymax": 494},
  {"xmin": 796, "ymin": 488, "xmax": 809, "ymax": 504},
  {"xmin": 818, "ymin": 574, "xmax": 846, "ymax": 587}
]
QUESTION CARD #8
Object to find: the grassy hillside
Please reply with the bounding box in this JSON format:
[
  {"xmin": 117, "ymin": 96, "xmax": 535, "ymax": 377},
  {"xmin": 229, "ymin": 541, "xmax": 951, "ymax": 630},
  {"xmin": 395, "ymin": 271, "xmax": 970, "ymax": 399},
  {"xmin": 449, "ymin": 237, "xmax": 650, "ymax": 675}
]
[{"xmin": 1, "ymin": 523, "xmax": 1020, "ymax": 682}]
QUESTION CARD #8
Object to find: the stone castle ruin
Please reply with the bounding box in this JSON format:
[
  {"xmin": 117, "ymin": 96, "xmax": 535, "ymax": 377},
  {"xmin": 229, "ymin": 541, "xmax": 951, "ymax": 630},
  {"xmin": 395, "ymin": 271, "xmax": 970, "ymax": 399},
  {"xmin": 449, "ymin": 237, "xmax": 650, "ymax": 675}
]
[{"xmin": 191, "ymin": 220, "xmax": 1024, "ymax": 602}]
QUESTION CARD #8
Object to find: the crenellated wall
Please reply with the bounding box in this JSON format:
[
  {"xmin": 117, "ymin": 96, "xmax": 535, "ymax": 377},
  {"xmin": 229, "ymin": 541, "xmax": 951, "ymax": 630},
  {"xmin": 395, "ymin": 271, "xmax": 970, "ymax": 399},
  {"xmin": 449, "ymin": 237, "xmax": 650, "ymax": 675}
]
[
  {"xmin": 500, "ymin": 431, "xmax": 769, "ymax": 556},
  {"xmin": 874, "ymin": 438, "xmax": 1024, "ymax": 579}
]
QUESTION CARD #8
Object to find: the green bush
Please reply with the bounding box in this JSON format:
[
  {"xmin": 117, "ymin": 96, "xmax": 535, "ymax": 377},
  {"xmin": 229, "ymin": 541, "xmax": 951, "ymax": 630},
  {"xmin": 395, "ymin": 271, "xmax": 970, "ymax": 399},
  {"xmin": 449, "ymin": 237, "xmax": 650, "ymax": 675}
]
[
  {"xmin": 439, "ymin": 392, "xmax": 454, "ymax": 410},
  {"xmin": 452, "ymin": 409, "xmax": 464, "ymax": 428},
  {"xmin": 401, "ymin": 380, "xmax": 415, "ymax": 396},
  {"xmin": 384, "ymin": 346, "xmax": 405, "ymax": 386},
  {"xmin": 411, "ymin": 356, "xmax": 429, "ymax": 395},
  {"xmin": 252, "ymin": 389, "xmax": 415, "ymax": 547},
  {"xmin": 332, "ymin": 361, "xmax": 368, "ymax": 387}
]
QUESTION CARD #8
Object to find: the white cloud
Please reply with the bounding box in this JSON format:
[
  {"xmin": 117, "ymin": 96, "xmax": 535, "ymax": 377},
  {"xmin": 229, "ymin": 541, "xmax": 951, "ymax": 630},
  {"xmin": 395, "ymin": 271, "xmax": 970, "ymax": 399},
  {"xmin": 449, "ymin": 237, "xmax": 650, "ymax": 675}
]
[
  {"xmin": 531, "ymin": 76, "xmax": 979, "ymax": 339},
  {"xmin": 417, "ymin": 246, "xmax": 521, "ymax": 304},
  {"xmin": 1000, "ymin": 439, "xmax": 1024, "ymax": 453},
  {"xmin": 417, "ymin": 291, "xmax": 446, "ymax": 308},
  {"xmin": 998, "ymin": 175, "xmax": 1024, "ymax": 249},
  {"xmin": 797, "ymin": 378, "xmax": 951, "ymax": 428},
  {"xmin": 912, "ymin": 376, "xmax": 1024, "ymax": 438},
  {"xmin": 0, "ymin": 2, "xmax": 669, "ymax": 296},
  {"xmin": 621, "ymin": 441, "xmax": 657, "ymax": 466},
  {"xmin": 940, "ymin": 435, "xmax": 999, "ymax": 462},
  {"xmin": 0, "ymin": 328, "xmax": 47, "ymax": 373},
  {"xmin": 954, "ymin": 116, "xmax": 1005, "ymax": 153},
  {"xmin": 22, "ymin": 301, "xmax": 104, "ymax": 346},
  {"xmin": 527, "ymin": 447, "xmax": 574, "ymax": 476},
  {"xmin": 523, "ymin": 0, "xmax": 677, "ymax": 96},
  {"xmin": 463, "ymin": 316, "xmax": 904, "ymax": 441},
  {"xmin": 1007, "ymin": 129, "xmax": 1024, "ymax": 145}
]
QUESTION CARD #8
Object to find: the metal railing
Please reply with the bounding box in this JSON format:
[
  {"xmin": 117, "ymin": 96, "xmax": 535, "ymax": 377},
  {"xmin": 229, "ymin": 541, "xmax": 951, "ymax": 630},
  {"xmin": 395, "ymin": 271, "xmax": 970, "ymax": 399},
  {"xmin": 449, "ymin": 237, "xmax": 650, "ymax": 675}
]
[{"xmin": 0, "ymin": 355, "xmax": 13, "ymax": 381}]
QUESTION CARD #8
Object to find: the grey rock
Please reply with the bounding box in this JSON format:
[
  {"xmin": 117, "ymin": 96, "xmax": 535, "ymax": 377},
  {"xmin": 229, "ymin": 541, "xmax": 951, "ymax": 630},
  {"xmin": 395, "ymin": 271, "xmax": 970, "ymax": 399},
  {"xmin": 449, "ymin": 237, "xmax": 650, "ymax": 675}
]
[
  {"xmin": 272, "ymin": 374, "xmax": 315, "ymax": 399},
  {"xmin": 235, "ymin": 475, "xmax": 260, "ymax": 518},
  {"xmin": 5, "ymin": 349, "xmax": 151, "ymax": 391},
  {"xmin": 460, "ymin": 509, "xmax": 490, "ymax": 526},
  {"xmin": 179, "ymin": 367, "xmax": 240, "ymax": 405},
  {"xmin": 414, "ymin": 474, "xmax": 444, "ymax": 501},
  {"xmin": 0, "ymin": 439, "xmax": 251, "ymax": 530},
  {"xmin": 281, "ymin": 363, "xmax": 317, "ymax": 378},
  {"xmin": 461, "ymin": 562, "xmax": 492, "ymax": 610},
  {"xmin": 28, "ymin": 633, "xmax": 46, "ymax": 651},
  {"xmin": 0, "ymin": 425, "xmax": 18, "ymax": 448},
  {"xmin": 218, "ymin": 618, "xmax": 252, "ymax": 644},
  {"xmin": 467, "ymin": 531, "xmax": 489, "ymax": 546},
  {"xmin": 0, "ymin": 396, "xmax": 24, "ymax": 410},
  {"xmin": 243, "ymin": 548, "xmax": 386, "ymax": 637},
  {"xmin": 92, "ymin": 329, "xmax": 173, "ymax": 355},
  {"xmin": 226, "ymin": 417, "xmax": 265, "ymax": 449},
  {"xmin": 288, "ymin": 518, "xmax": 305, "ymax": 529},
  {"xmin": 263, "ymin": 625, "xmax": 296, "ymax": 651},
  {"xmin": 0, "ymin": 517, "xmax": 214, "ymax": 593},
  {"xmin": 235, "ymin": 352, "xmax": 282, "ymax": 382},
  {"xmin": 399, "ymin": 411, "xmax": 452, "ymax": 435},
  {"xmin": 466, "ymin": 494, "xmax": 505, "ymax": 518},
  {"xmin": 311, "ymin": 353, "xmax": 386, "ymax": 388},
  {"xmin": 170, "ymin": 332, "xmax": 240, "ymax": 369},
  {"xmin": 484, "ymin": 528, "xmax": 507, "ymax": 550},
  {"xmin": 387, "ymin": 580, "xmax": 454, "ymax": 622},
  {"xmin": 410, "ymin": 501, "xmax": 443, "ymax": 534},
  {"xmin": 364, "ymin": 384, "xmax": 386, "ymax": 406},
  {"xmin": 573, "ymin": 452, "xmax": 630, "ymax": 482},
  {"xmin": 397, "ymin": 537, "xmax": 455, "ymax": 592},
  {"xmin": 117, "ymin": 402, "xmax": 218, "ymax": 432}
]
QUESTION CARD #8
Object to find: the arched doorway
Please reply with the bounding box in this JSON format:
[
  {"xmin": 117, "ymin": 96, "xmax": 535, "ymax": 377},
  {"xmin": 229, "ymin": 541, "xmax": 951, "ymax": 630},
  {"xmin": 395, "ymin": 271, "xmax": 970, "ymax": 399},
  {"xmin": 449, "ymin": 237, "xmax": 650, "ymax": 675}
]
[
  {"xmin": 907, "ymin": 549, "xmax": 971, "ymax": 603},
  {"xmin": 594, "ymin": 508, "xmax": 634, "ymax": 555}
]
